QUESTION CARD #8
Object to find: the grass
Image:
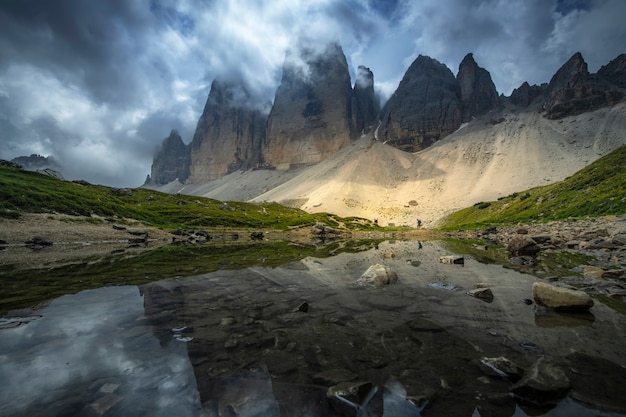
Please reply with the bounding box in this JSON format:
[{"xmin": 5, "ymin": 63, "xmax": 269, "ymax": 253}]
[
  {"xmin": 440, "ymin": 145, "xmax": 626, "ymax": 230},
  {"xmin": 0, "ymin": 165, "xmax": 379, "ymax": 231}
]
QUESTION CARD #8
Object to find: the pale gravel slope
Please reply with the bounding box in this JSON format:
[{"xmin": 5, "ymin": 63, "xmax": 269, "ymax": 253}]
[{"xmin": 151, "ymin": 103, "xmax": 626, "ymax": 227}]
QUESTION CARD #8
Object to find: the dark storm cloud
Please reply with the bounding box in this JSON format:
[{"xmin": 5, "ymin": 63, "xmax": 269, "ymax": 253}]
[
  {"xmin": 0, "ymin": 0, "xmax": 624, "ymax": 187},
  {"xmin": 0, "ymin": 0, "xmax": 155, "ymax": 106}
]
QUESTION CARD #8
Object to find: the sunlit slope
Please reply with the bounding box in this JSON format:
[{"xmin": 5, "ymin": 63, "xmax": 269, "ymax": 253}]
[
  {"xmin": 440, "ymin": 145, "xmax": 626, "ymax": 229},
  {"xmin": 249, "ymin": 103, "xmax": 626, "ymax": 226}
]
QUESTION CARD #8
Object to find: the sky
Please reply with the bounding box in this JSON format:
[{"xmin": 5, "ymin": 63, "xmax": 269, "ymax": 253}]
[{"xmin": 0, "ymin": 0, "xmax": 625, "ymax": 187}]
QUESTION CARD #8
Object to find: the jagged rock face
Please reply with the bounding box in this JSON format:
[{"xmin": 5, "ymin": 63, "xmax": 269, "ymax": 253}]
[
  {"xmin": 263, "ymin": 42, "xmax": 354, "ymax": 169},
  {"xmin": 378, "ymin": 55, "xmax": 462, "ymax": 152},
  {"xmin": 457, "ymin": 53, "xmax": 500, "ymax": 121},
  {"xmin": 598, "ymin": 53, "xmax": 626, "ymax": 89},
  {"xmin": 148, "ymin": 130, "xmax": 190, "ymax": 185},
  {"xmin": 544, "ymin": 52, "xmax": 623, "ymax": 119},
  {"xmin": 352, "ymin": 65, "xmax": 380, "ymax": 134},
  {"xmin": 509, "ymin": 81, "xmax": 545, "ymax": 108},
  {"xmin": 187, "ymin": 80, "xmax": 266, "ymax": 182}
]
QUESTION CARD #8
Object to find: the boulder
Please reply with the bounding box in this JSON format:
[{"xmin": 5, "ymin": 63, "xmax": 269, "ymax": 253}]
[
  {"xmin": 311, "ymin": 222, "xmax": 341, "ymax": 236},
  {"xmin": 356, "ymin": 264, "xmax": 398, "ymax": 287},
  {"xmin": 532, "ymin": 281, "xmax": 594, "ymax": 311},
  {"xmin": 507, "ymin": 236, "xmax": 540, "ymax": 257}
]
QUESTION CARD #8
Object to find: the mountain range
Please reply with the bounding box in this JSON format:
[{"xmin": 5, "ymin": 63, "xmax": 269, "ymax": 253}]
[{"xmin": 145, "ymin": 42, "xmax": 626, "ymax": 226}]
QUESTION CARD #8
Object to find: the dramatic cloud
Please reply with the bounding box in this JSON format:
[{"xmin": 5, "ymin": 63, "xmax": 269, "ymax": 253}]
[{"xmin": 0, "ymin": 0, "xmax": 624, "ymax": 186}]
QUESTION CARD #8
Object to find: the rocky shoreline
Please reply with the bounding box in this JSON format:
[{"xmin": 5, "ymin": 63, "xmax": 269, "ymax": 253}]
[{"xmin": 445, "ymin": 215, "xmax": 626, "ymax": 302}]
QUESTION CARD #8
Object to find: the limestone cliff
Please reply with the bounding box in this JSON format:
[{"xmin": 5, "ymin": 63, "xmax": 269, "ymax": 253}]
[
  {"xmin": 262, "ymin": 42, "xmax": 354, "ymax": 169},
  {"xmin": 148, "ymin": 130, "xmax": 190, "ymax": 185},
  {"xmin": 378, "ymin": 55, "xmax": 462, "ymax": 152},
  {"xmin": 187, "ymin": 80, "xmax": 266, "ymax": 182},
  {"xmin": 457, "ymin": 53, "xmax": 500, "ymax": 121}
]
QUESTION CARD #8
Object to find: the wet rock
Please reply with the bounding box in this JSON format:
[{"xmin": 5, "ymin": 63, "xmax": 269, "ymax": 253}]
[
  {"xmin": 250, "ymin": 231, "xmax": 264, "ymax": 240},
  {"xmin": 507, "ymin": 236, "xmax": 540, "ymax": 257},
  {"xmin": 439, "ymin": 255, "xmax": 464, "ymax": 265},
  {"xmin": 112, "ymin": 224, "xmax": 126, "ymax": 231},
  {"xmin": 25, "ymin": 236, "xmax": 53, "ymax": 249},
  {"xmin": 296, "ymin": 301, "xmax": 309, "ymax": 312},
  {"xmin": 532, "ymin": 282, "xmax": 594, "ymax": 311},
  {"xmin": 512, "ymin": 356, "xmax": 570, "ymax": 406},
  {"xmin": 327, "ymin": 380, "xmax": 383, "ymax": 417},
  {"xmin": 467, "ymin": 287, "xmax": 494, "ymax": 302},
  {"xmin": 477, "ymin": 356, "xmax": 524, "ymax": 382},
  {"xmin": 0, "ymin": 239, "xmax": 7, "ymax": 250},
  {"xmin": 356, "ymin": 264, "xmax": 398, "ymax": 287}
]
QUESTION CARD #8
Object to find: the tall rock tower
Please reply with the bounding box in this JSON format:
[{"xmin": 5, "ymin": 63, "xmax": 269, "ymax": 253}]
[
  {"xmin": 351, "ymin": 65, "xmax": 380, "ymax": 134},
  {"xmin": 187, "ymin": 80, "xmax": 266, "ymax": 182},
  {"xmin": 457, "ymin": 53, "xmax": 500, "ymax": 122},
  {"xmin": 378, "ymin": 55, "xmax": 462, "ymax": 152},
  {"xmin": 263, "ymin": 42, "xmax": 355, "ymax": 169}
]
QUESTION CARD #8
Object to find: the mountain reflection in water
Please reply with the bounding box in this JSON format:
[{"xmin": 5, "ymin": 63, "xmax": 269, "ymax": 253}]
[{"xmin": 0, "ymin": 240, "xmax": 625, "ymax": 417}]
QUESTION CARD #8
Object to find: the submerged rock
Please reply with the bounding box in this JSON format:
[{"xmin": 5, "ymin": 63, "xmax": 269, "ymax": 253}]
[
  {"xmin": 356, "ymin": 264, "xmax": 398, "ymax": 287},
  {"xmin": 512, "ymin": 356, "xmax": 570, "ymax": 406}
]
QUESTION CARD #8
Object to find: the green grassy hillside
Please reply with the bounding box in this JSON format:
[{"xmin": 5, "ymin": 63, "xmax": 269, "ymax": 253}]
[
  {"xmin": 441, "ymin": 145, "xmax": 626, "ymax": 230},
  {"xmin": 0, "ymin": 164, "xmax": 374, "ymax": 230}
]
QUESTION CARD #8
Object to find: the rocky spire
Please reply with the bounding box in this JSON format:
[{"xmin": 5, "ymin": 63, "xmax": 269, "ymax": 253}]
[
  {"xmin": 456, "ymin": 53, "xmax": 500, "ymax": 122},
  {"xmin": 262, "ymin": 42, "xmax": 354, "ymax": 169},
  {"xmin": 148, "ymin": 130, "xmax": 190, "ymax": 185},
  {"xmin": 187, "ymin": 79, "xmax": 266, "ymax": 182},
  {"xmin": 378, "ymin": 55, "xmax": 462, "ymax": 152},
  {"xmin": 352, "ymin": 65, "xmax": 380, "ymax": 134}
]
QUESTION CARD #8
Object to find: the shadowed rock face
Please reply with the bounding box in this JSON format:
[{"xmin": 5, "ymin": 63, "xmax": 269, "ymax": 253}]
[
  {"xmin": 187, "ymin": 80, "xmax": 266, "ymax": 182},
  {"xmin": 598, "ymin": 53, "xmax": 626, "ymax": 89},
  {"xmin": 148, "ymin": 130, "xmax": 190, "ymax": 185},
  {"xmin": 543, "ymin": 52, "xmax": 623, "ymax": 119},
  {"xmin": 263, "ymin": 42, "xmax": 354, "ymax": 169},
  {"xmin": 509, "ymin": 81, "xmax": 546, "ymax": 108},
  {"xmin": 457, "ymin": 53, "xmax": 500, "ymax": 122},
  {"xmin": 378, "ymin": 55, "xmax": 463, "ymax": 152}
]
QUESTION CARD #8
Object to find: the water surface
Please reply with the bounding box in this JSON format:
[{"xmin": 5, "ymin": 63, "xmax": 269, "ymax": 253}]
[{"xmin": 1, "ymin": 240, "xmax": 625, "ymax": 416}]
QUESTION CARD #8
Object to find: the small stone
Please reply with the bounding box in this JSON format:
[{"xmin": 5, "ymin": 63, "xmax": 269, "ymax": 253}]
[{"xmin": 467, "ymin": 288, "xmax": 494, "ymax": 302}]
